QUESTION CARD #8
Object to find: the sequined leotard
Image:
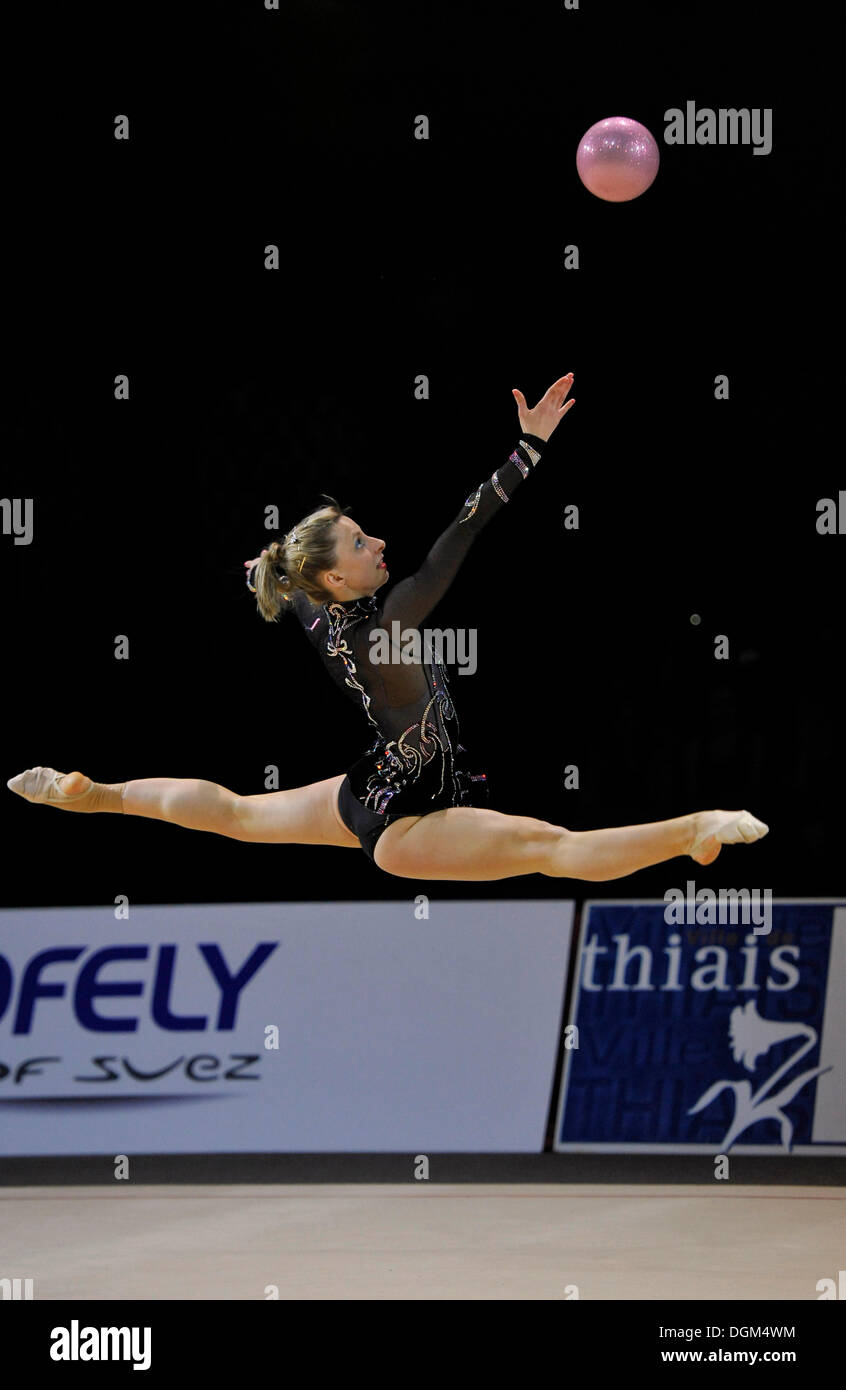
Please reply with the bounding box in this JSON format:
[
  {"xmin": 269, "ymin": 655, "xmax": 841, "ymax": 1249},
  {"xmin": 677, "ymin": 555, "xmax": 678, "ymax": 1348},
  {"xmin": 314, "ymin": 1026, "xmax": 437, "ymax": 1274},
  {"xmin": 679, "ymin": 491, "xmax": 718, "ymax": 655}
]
[{"xmin": 285, "ymin": 431, "xmax": 547, "ymax": 857}]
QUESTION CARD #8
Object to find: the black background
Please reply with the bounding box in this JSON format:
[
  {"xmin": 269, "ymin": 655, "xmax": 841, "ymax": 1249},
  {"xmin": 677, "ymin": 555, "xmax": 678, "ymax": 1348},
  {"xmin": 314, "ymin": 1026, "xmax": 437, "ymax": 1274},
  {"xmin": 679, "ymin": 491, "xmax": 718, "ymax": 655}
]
[{"xmin": 4, "ymin": 1, "xmax": 841, "ymax": 907}]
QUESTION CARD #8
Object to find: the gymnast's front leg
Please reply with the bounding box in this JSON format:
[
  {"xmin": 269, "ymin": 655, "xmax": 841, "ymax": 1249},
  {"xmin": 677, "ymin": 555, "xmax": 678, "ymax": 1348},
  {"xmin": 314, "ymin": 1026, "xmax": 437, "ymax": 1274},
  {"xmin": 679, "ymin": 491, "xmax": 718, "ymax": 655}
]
[{"xmin": 370, "ymin": 804, "xmax": 769, "ymax": 882}]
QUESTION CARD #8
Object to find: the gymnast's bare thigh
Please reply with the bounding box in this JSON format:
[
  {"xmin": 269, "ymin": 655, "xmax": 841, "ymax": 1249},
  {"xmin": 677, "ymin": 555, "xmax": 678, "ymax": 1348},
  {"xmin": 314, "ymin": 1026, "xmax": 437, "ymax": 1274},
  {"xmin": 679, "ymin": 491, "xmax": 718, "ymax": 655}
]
[{"xmin": 325, "ymin": 775, "xmax": 363, "ymax": 848}]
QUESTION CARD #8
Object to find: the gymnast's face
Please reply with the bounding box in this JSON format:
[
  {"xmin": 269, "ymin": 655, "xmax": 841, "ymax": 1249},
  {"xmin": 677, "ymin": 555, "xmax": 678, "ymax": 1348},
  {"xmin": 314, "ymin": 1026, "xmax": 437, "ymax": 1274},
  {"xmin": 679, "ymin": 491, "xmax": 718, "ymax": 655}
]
[{"xmin": 321, "ymin": 515, "xmax": 388, "ymax": 601}]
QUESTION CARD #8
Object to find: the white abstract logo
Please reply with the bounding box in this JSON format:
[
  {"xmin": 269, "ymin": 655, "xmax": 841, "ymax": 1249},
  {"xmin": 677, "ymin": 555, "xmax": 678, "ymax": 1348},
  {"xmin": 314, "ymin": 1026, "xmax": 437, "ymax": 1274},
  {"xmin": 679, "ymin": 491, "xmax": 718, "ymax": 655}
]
[{"xmin": 688, "ymin": 1001, "xmax": 831, "ymax": 1151}]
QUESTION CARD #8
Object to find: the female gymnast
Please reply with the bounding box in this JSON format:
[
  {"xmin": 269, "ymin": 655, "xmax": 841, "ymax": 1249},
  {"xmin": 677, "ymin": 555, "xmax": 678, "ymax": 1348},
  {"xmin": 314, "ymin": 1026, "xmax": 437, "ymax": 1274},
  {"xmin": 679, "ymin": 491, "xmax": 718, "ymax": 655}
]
[{"xmin": 8, "ymin": 372, "xmax": 768, "ymax": 881}]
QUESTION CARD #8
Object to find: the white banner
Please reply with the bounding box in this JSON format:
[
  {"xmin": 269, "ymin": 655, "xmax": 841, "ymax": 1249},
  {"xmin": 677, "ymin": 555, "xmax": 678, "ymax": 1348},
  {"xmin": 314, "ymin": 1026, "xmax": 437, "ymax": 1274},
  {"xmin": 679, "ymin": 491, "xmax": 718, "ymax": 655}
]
[{"xmin": 0, "ymin": 899, "xmax": 573, "ymax": 1153}]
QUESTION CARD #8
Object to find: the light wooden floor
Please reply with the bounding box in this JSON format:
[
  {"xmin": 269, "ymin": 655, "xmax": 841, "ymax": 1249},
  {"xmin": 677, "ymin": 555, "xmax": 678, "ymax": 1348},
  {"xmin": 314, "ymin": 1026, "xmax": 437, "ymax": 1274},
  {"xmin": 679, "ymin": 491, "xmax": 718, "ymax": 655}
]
[{"xmin": 2, "ymin": 1184, "xmax": 842, "ymax": 1300}]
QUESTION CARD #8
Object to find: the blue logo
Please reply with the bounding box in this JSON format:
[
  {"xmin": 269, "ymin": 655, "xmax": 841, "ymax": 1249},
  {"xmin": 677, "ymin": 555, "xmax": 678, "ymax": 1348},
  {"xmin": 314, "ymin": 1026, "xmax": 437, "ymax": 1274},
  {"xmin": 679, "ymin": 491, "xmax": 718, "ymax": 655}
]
[
  {"xmin": 556, "ymin": 903, "xmax": 840, "ymax": 1152},
  {"xmin": 0, "ymin": 943, "xmax": 278, "ymax": 1034}
]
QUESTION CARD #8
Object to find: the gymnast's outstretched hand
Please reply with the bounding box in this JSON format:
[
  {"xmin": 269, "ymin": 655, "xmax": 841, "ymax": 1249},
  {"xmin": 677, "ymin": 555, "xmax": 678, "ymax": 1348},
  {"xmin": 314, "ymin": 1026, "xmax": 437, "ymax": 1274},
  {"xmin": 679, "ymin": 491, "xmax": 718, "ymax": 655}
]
[{"xmin": 512, "ymin": 372, "xmax": 575, "ymax": 442}]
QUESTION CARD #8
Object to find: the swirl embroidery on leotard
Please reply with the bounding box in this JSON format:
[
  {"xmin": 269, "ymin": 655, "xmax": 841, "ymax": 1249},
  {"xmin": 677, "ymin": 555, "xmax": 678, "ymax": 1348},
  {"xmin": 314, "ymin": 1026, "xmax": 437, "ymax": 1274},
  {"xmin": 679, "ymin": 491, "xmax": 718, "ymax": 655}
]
[
  {"xmin": 325, "ymin": 601, "xmax": 381, "ymax": 731},
  {"xmin": 459, "ymin": 486, "xmax": 482, "ymax": 524},
  {"xmin": 326, "ymin": 602, "xmax": 462, "ymax": 813},
  {"xmin": 363, "ymin": 687, "xmax": 456, "ymax": 813}
]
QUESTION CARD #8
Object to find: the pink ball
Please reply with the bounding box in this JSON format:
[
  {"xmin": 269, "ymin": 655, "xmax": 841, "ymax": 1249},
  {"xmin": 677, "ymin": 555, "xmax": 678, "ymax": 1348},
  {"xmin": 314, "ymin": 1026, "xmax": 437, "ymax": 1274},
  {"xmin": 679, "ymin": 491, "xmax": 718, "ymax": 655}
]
[{"xmin": 576, "ymin": 116, "xmax": 660, "ymax": 202}]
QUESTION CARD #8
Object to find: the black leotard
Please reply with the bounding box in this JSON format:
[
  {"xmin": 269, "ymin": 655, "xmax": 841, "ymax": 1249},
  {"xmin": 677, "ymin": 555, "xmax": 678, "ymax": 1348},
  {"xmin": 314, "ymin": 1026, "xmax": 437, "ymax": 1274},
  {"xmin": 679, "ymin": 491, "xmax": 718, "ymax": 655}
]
[{"xmin": 264, "ymin": 431, "xmax": 547, "ymax": 854}]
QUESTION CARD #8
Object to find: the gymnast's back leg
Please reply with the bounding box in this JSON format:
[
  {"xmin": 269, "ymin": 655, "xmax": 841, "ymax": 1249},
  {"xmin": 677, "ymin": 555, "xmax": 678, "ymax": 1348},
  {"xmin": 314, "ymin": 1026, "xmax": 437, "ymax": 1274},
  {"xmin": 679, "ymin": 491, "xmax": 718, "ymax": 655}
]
[{"xmin": 6, "ymin": 767, "xmax": 360, "ymax": 849}]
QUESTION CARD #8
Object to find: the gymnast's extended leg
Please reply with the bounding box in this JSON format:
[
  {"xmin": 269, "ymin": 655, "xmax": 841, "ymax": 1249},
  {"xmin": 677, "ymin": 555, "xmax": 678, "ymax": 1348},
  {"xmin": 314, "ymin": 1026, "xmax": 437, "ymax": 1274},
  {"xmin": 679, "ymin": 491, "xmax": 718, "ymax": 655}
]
[
  {"xmin": 6, "ymin": 767, "xmax": 361, "ymax": 848},
  {"xmin": 371, "ymin": 805, "xmax": 768, "ymax": 882}
]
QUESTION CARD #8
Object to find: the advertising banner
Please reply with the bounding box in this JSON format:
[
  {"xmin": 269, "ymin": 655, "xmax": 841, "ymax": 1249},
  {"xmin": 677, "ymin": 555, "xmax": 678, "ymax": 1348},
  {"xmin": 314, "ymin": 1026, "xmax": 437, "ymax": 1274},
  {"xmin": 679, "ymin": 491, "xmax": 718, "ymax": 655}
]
[
  {"xmin": 1, "ymin": 899, "xmax": 573, "ymax": 1154},
  {"xmin": 555, "ymin": 900, "xmax": 846, "ymax": 1154}
]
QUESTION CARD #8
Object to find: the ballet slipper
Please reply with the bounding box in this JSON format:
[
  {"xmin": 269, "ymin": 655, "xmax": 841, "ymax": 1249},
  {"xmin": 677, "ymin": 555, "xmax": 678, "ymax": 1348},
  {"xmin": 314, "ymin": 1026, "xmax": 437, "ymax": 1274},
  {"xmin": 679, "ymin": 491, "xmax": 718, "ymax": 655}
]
[
  {"xmin": 6, "ymin": 766, "xmax": 125, "ymax": 813},
  {"xmin": 689, "ymin": 809, "xmax": 769, "ymax": 866}
]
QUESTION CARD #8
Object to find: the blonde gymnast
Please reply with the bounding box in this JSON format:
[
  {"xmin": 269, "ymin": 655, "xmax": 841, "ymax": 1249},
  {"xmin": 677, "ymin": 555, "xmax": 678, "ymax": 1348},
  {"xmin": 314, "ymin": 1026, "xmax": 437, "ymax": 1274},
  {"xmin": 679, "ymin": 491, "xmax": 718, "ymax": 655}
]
[{"xmin": 8, "ymin": 373, "xmax": 767, "ymax": 880}]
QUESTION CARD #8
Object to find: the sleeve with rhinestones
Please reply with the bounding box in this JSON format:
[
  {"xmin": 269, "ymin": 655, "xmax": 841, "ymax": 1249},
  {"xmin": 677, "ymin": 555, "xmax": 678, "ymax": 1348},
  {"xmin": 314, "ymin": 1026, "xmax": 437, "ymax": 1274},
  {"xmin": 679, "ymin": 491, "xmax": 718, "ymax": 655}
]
[
  {"xmin": 378, "ymin": 432, "xmax": 547, "ymax": 630},
  {"xmin": 455, "ymin": 433, "xmax": 546, "ymax": 533}
]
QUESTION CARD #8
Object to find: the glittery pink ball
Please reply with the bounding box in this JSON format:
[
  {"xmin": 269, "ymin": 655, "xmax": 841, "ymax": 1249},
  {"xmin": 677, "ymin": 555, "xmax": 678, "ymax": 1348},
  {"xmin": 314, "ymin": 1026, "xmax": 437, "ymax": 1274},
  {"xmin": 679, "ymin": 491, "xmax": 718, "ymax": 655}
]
[{"xmin": 576, "ymin": 116, "xmax": 660, "ymax": 202}]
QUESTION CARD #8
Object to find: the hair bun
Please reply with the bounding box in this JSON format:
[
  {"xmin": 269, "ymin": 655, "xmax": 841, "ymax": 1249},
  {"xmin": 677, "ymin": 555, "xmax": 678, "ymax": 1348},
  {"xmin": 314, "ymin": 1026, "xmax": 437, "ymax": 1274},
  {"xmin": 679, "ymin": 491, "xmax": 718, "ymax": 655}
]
[{"xmin": 265, "ymin": 540, "xmax": 286, "ymax": 580}]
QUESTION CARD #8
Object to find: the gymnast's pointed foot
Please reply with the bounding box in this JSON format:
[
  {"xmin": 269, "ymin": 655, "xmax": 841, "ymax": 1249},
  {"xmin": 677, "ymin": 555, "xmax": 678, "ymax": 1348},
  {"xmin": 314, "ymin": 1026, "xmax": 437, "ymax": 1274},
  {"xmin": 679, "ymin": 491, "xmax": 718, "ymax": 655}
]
[
  {"xmin": 688, "ymin": 809, "xmax": 769, "ymax": 866},
  {"xmin": 7, "ymin": 766, "xmax": 125, "ymax": 813}
]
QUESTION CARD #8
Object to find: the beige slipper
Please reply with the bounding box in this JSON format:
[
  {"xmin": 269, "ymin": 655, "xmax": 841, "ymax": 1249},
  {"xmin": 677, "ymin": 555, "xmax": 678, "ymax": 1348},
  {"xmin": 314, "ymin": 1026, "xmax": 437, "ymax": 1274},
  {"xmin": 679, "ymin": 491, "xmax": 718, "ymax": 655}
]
[
  {"xmin": 7, "ymin": 766, "xmax": 122, "ymax": 813},
  {"xmin": 690, "ymin": 809, "xmax": 769, "ymax": 863}
]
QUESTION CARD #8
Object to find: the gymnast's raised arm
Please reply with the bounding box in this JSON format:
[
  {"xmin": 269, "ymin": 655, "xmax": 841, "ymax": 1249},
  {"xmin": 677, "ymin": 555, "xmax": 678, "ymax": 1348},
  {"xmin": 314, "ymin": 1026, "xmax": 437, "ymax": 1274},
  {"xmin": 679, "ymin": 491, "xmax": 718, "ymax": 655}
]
[{"xmin": 378, "ymin": 373, "xmax": 575, "ymax": 631}]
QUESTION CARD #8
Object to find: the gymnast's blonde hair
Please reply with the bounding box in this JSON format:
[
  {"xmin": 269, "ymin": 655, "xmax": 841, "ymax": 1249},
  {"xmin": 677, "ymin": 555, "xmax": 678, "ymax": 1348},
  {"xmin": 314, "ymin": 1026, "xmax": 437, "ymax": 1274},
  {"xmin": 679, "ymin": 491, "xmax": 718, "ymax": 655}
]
[{"xmin": 253, "ymin": 495, "xmax": 351, "ymax": 622}]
